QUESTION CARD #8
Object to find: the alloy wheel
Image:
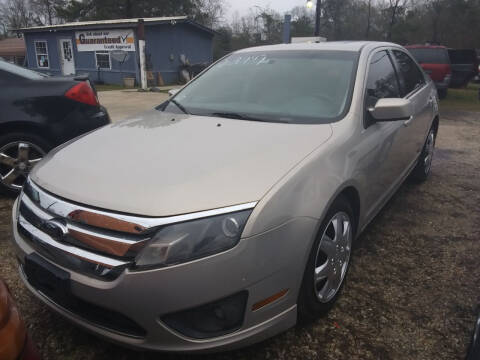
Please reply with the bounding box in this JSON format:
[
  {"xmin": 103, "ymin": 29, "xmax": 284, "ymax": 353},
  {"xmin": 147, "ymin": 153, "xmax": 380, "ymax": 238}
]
[
  {"xmin": 314, "ymin": 212, "xmax": 353, "ymax": 303},
  {"xmin": 424, "ymin": 131, "xmax": 435, "ymax": 175},
  {"xmin": 0, "ymin": 142, "xmax": 45, "ymax": 190}
]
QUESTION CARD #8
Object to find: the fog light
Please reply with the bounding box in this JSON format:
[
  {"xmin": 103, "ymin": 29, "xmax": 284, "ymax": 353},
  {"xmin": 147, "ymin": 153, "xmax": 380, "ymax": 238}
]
[{"xmin": 161, "ymin": 291, "xmax": 248, "ymax": 339}]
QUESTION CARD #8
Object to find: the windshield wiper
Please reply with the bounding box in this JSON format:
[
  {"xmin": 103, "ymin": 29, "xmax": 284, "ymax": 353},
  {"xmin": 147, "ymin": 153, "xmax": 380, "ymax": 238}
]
[
  {"xmin": 211, "ymin": 112, "xmax": 289, "ymax": 123},
  {"xmin": 169, "ymin": 99, "xmax": 190, "ymax": 114}
]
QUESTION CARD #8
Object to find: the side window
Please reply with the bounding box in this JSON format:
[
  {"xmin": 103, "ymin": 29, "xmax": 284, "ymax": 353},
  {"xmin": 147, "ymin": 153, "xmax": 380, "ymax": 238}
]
[
  {"xmin": 392, "ymin": 50, "xmax": 425, "ymax": 96},
  {"xmin": 365, "ymin": 50, "xmax": 400, "ymax": 109}
]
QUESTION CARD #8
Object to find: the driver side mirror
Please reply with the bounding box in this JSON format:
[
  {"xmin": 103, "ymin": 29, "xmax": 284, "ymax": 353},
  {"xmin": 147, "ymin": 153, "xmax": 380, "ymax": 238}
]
[{"xmin": 368, "ymin": 98, "xmax": 413, "ymax": 121}]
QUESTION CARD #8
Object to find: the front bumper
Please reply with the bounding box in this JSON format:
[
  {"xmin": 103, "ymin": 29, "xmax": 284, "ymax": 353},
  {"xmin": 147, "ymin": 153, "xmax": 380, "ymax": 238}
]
[{"xmin": 11, "ymin": 198, "xmax": 316, "ymax": 352}]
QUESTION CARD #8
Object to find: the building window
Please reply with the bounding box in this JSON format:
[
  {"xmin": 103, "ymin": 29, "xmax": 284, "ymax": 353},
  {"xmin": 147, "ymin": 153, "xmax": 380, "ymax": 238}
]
[
  {"xmin": 35, "ymin": 41, "xmax": 49, "ymax": 68},
  {"xmin": 95, "ymin": 51, "xmax": 111, "ymax": 70}
]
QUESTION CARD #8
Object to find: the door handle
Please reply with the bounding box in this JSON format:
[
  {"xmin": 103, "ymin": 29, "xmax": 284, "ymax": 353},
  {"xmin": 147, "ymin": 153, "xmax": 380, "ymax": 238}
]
[{"xmin": 403, "ymin": 116, "xmax": 413, "ymax": 127}]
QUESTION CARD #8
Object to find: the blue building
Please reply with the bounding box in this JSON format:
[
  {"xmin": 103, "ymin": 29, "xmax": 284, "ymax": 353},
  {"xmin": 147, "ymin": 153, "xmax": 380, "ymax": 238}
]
[{"xmin": 19, "ymin": 16, "xmax": 215, "ymax": 85}]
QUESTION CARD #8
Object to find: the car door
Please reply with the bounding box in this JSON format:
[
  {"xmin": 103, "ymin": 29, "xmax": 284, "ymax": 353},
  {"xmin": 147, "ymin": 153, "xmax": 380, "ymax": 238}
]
[
  {"xmin": 360, "ymin": 49, "xmax": 409, "ymax": 219},
  {"xmin": 390, "ymin": 49, "xmax": 433, "ymax": 169}
]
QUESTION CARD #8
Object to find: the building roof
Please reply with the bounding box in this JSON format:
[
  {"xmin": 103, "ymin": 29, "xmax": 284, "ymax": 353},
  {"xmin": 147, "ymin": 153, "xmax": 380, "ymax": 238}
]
[
  {"xmin": 0, "ymin": 37, "xmax": 26, "ymax": 57},
  {"xmin": 17, "ymin": 16, "xmax": 215, "ymax": 35}
]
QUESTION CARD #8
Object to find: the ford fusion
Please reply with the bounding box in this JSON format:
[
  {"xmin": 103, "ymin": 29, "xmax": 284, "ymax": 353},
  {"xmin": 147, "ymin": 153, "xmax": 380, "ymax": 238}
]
[{"xmin": 11, "ymin": 42, "xmax": 439, "ymax": 352}]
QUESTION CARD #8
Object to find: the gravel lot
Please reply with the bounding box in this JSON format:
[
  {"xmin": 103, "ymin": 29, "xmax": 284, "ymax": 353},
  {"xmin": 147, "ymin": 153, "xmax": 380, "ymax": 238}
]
[
  {"xmin": 98, "ymin": 90, "xmax": 169, "ymax": 122},
  {"xmin": 0, "ymin": 110, "xmax": 479, "ymax": 360}
]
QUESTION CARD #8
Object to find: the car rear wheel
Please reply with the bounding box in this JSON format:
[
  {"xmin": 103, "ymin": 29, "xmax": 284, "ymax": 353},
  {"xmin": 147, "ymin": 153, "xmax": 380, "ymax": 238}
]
[
  {"xmin": 298, "ymin": 195, "xmax": 355, "ymax": 322},
  {"xmin": 411, "ymin": 127, "xmax": 436, "ymax": 182},
  {"xmin": 0, "ymin": 133, "xmax": 50, "ymax": 196},
  {"xmin": 437, "ymin": 88, "xmax": 447, "ymax": 99}
]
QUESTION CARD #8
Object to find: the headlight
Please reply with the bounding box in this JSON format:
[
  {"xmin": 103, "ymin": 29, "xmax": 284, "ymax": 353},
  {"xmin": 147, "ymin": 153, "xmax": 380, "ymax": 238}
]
[{"xmin": 135, "ymin": 210, "xmax": 252, "ymax": 268}]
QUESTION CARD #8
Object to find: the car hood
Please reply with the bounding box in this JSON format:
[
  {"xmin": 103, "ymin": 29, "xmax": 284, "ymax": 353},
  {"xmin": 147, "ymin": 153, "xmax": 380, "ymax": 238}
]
[{"xmin": 31, "ymin": 110, "xmax": 333, "ymax": 217}]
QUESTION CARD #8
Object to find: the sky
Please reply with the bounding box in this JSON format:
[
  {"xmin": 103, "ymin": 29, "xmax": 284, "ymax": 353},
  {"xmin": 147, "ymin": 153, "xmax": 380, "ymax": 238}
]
[{"xmin": 226, "ymin": 0, "xmax": 309, "ymax": 19}]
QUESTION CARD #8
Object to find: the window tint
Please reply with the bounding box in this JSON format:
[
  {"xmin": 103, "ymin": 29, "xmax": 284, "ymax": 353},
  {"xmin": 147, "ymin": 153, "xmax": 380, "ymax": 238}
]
[
  {"xmin": 365, "ymin": 51, "xmax": 400, "ymax": 108},
  {"xmin": 407, "ymin": 48, "xmax": 449, "ymax": 64},
  {"xmin": 392, "ymin": 50, "xmax": 425, "ymax": 95},
  {"xmin": 448, "ymin": 49, "xmax": 477, "ymax": 65}
]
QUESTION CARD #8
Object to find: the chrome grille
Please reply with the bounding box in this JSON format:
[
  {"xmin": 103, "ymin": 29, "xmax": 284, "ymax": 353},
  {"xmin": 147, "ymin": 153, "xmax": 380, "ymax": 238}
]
[{"xmin": 18, "ymin": 180, "xmax": 153, "ymax": 280}]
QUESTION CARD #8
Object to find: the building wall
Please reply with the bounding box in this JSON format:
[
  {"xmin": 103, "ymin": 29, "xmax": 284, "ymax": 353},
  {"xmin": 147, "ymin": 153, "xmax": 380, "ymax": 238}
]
[
  {"xmin": 24, "ymin": 22, "xmax": 214, "ymax": 86},
  {"xmin": 145, "ymin": 23, "xmax": 213, "ymax": 84},
  {"xmin": 24, "ymin": 29, "xmax": 139, "ymax": 85}
]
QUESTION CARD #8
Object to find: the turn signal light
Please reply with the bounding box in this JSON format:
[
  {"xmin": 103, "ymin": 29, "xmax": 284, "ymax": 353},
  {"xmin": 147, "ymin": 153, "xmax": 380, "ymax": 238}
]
[
  {"xmin": 65, "ymin": 82, "xmax": 99, "ymax": 106},
  {"xmin": 252, "ymin": 289, "xmax": 289, "ymax": 311}
]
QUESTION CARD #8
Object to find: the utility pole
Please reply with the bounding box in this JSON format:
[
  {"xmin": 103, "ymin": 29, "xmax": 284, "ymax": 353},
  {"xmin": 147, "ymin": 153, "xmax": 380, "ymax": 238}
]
[
  {"xmin": 137, "ymin": 19, "xmax": 147, "ymax": 90},
  {"xmin": 314, "ymin": 0, "xmax": 321, "ymax": 36},
  {"xmin": 307, "ymin": 0, "xmax": 321, "ymax": 36}
]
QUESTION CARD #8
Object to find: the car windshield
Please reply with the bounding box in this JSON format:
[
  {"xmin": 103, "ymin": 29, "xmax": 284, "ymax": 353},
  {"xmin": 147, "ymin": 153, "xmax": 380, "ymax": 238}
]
[
  {"xmin": 407, "ymin": 48, "xmax": 450, "ymax": 64},
  {"xmin": 164, "ymin": 50, "xmax": 359, "ymax": 124},
  {"xmin": 0, "ymin": 59, "xmax": 48, "ymax": 80}
]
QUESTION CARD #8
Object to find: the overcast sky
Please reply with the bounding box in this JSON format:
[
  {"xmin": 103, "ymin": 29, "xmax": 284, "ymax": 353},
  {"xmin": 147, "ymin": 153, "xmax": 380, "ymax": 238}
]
[{"xmin": 226, "ymin": 0, "xmax": 309, "ymax": 19}]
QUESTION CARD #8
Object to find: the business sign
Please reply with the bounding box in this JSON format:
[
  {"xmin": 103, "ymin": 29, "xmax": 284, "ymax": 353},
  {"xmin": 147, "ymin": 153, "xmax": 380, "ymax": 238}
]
[{"xmin": 75, "ymin": 29, "xmax": 136, "ymax": 52}]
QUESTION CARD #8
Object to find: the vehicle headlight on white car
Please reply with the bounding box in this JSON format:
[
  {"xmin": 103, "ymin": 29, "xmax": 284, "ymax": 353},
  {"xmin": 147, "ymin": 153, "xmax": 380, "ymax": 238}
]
[{"xmin": 135, "ymin": 210, "xmax": 252, "ymax": 268}]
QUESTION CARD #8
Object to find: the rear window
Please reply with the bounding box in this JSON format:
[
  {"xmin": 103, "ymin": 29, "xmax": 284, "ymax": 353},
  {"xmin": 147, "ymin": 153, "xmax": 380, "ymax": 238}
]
[
  {"xmin": 448, "ymin": 49, "xmax": 477, "ymax": 64},
  {"xmin": 0, "ymin": 59, "xmax": 48, "ymax": 80},
  {"xmin": 407, "ymin": 48, "xmax": 449, "ymax": 64}
]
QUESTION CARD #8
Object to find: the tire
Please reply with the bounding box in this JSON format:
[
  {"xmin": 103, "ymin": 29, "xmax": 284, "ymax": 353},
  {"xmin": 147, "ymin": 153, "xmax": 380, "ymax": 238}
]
[
  {"xmin": 410, "ymin": 126, "xmax": 436, "ymax": 183},
  {"xmin": 0, "ymin": 132, "xmax": 51, "ymax": 196},
  {"xmin": 437, "ymin": 88, "xmax": 447, "ymax": 99},
  {"xmin": 298, "ymin": 195, "xmax": 356, "ymax": 322}
]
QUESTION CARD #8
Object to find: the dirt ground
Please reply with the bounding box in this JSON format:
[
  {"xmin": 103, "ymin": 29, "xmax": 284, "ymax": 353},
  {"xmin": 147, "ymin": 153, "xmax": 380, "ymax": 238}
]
[
  {"xmin": 98, "ymin": 90, "xmax": 169, "ymax": 122},
  {"xmin": 0, "ymin": 110, "xmax": 479, "ymax": 360}
]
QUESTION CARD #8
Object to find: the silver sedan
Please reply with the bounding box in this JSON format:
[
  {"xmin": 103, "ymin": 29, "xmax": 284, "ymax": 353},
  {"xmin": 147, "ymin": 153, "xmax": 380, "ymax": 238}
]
[{"xmin": 11, "ymin": 41, "xmax": 438, "ymax": 352}]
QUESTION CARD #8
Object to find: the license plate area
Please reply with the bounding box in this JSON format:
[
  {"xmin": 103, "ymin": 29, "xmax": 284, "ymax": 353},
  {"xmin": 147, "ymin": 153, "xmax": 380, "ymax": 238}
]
[{"xmin": 24, "ymin": 253, "xmax": 71, "ymax": 303}]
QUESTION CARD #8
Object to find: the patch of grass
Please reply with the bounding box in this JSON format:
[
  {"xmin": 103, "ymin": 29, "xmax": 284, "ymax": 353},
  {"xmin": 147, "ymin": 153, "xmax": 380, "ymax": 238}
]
[
  {"xmin": 440, "ymin": 83, "xmax": 480, "ymax": 112},
  {"xmin": 94, "ymin": 84, "xmax": 136, "ymax": 92}
]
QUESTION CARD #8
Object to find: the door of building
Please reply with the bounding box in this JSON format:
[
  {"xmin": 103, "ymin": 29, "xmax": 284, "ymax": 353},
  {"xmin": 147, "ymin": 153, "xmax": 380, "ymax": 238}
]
[{"xmin": 59, "ymin": 39, "xmax": 75, "ymax": 75}]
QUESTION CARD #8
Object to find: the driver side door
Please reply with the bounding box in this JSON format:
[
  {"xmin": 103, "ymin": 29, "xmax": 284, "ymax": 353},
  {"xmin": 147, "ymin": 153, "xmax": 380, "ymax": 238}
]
[{"xmin": 360, "ymin": 49, "xmax": 411, "ymax": 221}]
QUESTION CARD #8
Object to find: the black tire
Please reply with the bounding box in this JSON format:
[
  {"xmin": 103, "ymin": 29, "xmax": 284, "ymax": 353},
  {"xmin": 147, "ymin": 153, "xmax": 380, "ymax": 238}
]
[
  {"xmin": 0, "ymin": 132, "xmax": 51, "ymax": 197},
  {"xmin": 437, "ymin": 88, "xmax": 447, "ymax": 99},
  {"xmin": 410, "ymin": 126, "xmax": 436, "ymax": 183},
  {"xmin": 297, "ymin": 195, "xmax": 356, "ymax": 322}
]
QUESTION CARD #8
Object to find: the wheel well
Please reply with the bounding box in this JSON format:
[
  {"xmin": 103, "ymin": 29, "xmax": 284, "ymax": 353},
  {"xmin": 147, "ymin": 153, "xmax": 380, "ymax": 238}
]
[
  {"xmin": 0, "ymin": 122, "xmax": 52, "ymax": 144},
  {"xmin": 338, "ymin": 186, "xmax": 360, "ymax": 232}
]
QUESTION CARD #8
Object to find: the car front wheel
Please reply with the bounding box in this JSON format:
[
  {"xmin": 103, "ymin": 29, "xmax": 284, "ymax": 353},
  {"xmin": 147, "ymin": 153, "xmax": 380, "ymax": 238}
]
[
  {"xmin": 0, "ymin": 133, "xmax": 50, "ymax": 196},
  {"xmin": 298, "ymin": 195, "xmax": 355, "ymax": 321}
]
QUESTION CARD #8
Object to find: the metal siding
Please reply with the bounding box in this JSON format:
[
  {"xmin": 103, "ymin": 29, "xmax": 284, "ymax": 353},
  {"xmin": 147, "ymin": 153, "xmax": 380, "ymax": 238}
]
[
  {"xmin": 23, "ymin": 22, "xmax": 213, "ymax": 85},
  {"xmin": 145, "ymin": 23, "xmax": 213, "ymax": 84}
]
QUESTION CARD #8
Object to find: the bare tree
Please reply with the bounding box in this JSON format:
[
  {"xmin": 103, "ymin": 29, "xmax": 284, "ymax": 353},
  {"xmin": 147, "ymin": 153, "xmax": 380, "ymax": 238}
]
[
  {"xmin": 385, "ymin": 0, "xmax": 407, "ymax": 40},
  {"xmin": 30, "ymin": 0, "xmax": 65, "ymax": 25},
  {"xmin": 366, "ymin": 0, "xmax": 372, "ymax": 38},
  {"xmin": 194, "ymin": 0, "xmax": 225, "ymax": 28},
  {"xmin": 0, "ymin": 0, "xmax": 37, "ymax": 32}
]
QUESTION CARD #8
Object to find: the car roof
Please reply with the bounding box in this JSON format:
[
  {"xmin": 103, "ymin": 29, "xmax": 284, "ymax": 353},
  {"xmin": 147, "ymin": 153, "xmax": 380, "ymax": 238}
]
[{"xmin": 235, "ymin": 41, "xmax": 401, "ymax": 54}]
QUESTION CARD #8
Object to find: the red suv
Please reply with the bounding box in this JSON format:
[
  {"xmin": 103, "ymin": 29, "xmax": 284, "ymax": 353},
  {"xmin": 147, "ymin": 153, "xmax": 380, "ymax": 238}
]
[{"xmin": 405, "ymin": 45, "xmax": 451, "ymax": 99}]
